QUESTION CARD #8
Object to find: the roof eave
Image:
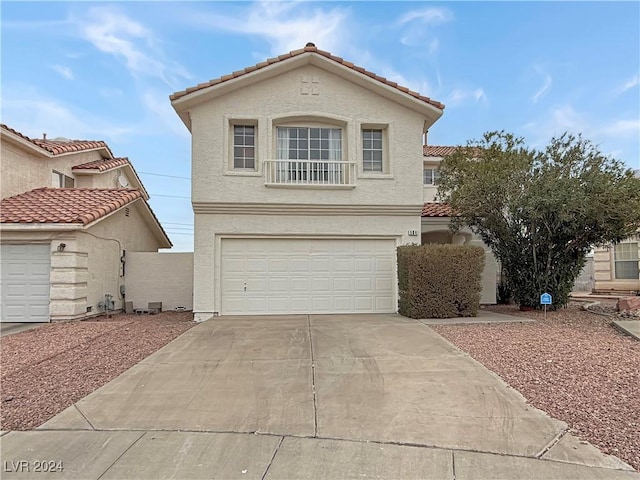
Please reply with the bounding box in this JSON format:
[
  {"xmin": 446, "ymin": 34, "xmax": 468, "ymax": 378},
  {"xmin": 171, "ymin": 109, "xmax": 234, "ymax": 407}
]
[
  {"xmin": 0, "ymin": 223, "xmax": 83, "ymax": 231},
  {"xmin": 171, "ymin": 52, "xmax": 444, "ymax": 129}
]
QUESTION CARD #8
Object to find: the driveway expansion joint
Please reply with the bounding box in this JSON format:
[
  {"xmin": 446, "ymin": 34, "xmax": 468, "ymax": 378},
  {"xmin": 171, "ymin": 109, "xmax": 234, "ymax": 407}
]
[
  {"xmin": 260, "ymin": 436, "xmax": 284, "ymax": 480},
  {"xmin": 95, "ymin": 430, "xmax": 147, "ymax": 480},
  {"xmin": 535, "ymin": 427, "xmax": 569, "ymax": 458},
  {"xmin": 74, "ymin": 404, "xmax": 96, "ymax": 430},
  {"xmin": 307, "ymin": 314, "xmax": 318, "ymax": 437}
]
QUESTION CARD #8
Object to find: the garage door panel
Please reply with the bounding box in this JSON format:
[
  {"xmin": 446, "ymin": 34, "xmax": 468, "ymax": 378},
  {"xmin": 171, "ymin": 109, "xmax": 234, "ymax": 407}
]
[
  {"xmin": 290, "ymin": 258, "xmax": 310, "ymax": 273},
  {"xmin": 354, "ymin": 258, "xmax": 374, "ymax": 273},
  {"xmin": 268, "ymin": 297, "xmax": 290, "ymax": 311},
  {"xmin": 268, "ymin": 277, "xmax": 289, "ymax": 292},
  {"xmin": 375, "ymin": 277, "xmax": 394, "ymax": 292},
  {"xmin": 311, "ymin": 277, "xmax": 331, "ymax": 292},
  {"xmin": 311, "ymin": 257, "xmax": 331, "ymax": 272},
  {"xmin": 1, "ymin": 244, "xmax": 50, "ymax": 322},
  {"xmin": 222, "ymin": 258, "xmax": 244, "ymax": 274},
  {"xmin": 221, "ymin": 238, "xmax": 395, "ymax": 315},
  {"xmin": 354, "ymin": 277, "xmax": 373, "ymax": 291},
  {"xmin": 376, "ymin": 297, "xmax": 394, "ymax": 310},
  {"xmin": 268, "ymin": 259, "xmax": 289, "ymax": 272},
  {"xmin": 290, "ymin": 277, "xmax": 310, "ymax": 291},
  {"xmin": 333, "ymin": 278, "xmax": 353, "ymax": 292}
]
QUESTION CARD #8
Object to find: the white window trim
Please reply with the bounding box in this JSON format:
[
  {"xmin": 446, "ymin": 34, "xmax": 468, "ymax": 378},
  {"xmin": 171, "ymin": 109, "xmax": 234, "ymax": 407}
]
[
  {"xmin": 612, "ymin": 241, "xmax": 640, "ymax": 280},
  {"xmin": 224, "ymin": 116, "xmax": 261, "ymax": 177},
  {"xmin": 358, "ymin": 122, "xmax": 393, "ymax": 179}
]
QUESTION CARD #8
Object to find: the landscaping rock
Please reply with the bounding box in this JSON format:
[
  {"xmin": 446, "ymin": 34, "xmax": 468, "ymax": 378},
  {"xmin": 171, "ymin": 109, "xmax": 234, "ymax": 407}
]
[{"xmin": 617, "ymin": 296, "xmax": 640, "ymax": 312}]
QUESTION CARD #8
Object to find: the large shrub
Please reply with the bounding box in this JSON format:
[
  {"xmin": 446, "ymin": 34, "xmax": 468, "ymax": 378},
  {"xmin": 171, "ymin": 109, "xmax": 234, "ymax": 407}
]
[{"xmin": 398, "ymin": 244, "xmax": 485, "ymax": 319}]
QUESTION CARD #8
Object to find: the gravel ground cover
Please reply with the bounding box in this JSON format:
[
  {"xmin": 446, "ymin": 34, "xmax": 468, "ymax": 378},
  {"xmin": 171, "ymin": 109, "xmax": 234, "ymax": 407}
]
[
  {"xmin": 431, "ymin": 303, "xmax": 640, "ymax": 471},
  {"xmin": 1, "ymin": 311, "xmax": 195, "ymax": 430}
]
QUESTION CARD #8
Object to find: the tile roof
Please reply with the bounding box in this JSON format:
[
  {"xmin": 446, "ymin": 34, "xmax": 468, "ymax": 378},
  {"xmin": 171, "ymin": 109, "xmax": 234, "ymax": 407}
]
[
  {"xmin": 1, "ymin": 188, "xmax": 142, "ymax": 225},
  {"xmin": 423, "ymin": 145, "xmax": 459, "ymax": 157},
  {"xmin": 0, "ymin": 124, "xmax": 114, "ymax": 158},
  {"xmin": 73, "ymin": 157, "xmax": 130, "ymax": 172},
  {"xmin": 422, "ymin": 202, "xmax": 454, "ymax": 217},
  {"xmin": 171, "ymin": 43, "xmax": 444, "ymax": 110}
]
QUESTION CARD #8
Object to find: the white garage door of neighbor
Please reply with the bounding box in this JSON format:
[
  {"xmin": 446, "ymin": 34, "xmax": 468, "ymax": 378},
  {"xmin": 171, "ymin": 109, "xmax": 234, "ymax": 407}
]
[
  {"xmin": 221, "ymin": 238, "xmax": 396, "ymax": 315},
  {"xmin": 1, "ymin": 244, "xmax": 51, "ymax": 323}
]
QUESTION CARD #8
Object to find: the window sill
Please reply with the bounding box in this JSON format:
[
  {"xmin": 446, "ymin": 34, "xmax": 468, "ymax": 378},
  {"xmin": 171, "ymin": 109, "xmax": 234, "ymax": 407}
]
[
  {"xmin": 224, "ymin": 170, "xmax": 262, "ymax": 177},
  {"xmin": 358, "ymin": 173, "xmax": 394, "ymax": 180}
]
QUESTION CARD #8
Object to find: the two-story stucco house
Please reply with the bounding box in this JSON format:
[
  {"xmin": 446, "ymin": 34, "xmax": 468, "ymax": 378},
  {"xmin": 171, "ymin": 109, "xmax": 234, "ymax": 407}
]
[
  {"xmin": 171, "ymin": 43, "xmax": 496, "ymax": 321},
  {"xmin": 0, "ymin": 124, "xmax": 171, "ymax": 322}
]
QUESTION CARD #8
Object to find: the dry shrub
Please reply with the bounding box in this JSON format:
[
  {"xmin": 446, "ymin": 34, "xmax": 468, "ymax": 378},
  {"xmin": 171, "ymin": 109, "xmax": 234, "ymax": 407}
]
[{"xmin": 398, "ymin": 244, "xmax": 485, "ymax": 318}]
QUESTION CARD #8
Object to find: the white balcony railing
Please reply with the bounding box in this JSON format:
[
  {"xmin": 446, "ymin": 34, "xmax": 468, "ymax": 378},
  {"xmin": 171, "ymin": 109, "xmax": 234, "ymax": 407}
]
[{"xmin": 264, "ymin": 159, "xmax": 357, "ymax": 187}]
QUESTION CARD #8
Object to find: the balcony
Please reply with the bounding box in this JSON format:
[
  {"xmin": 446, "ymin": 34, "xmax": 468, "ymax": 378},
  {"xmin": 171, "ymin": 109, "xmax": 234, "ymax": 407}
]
[{"xmin": 264, "ymin": 159, "xmax": 357, "ymax": 188}]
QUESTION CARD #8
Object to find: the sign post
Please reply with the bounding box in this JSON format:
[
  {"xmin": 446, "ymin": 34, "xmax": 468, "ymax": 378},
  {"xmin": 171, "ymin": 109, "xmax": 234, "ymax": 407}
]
[{"xmin": 540, "ymin": 292, "xmax": 552, "ymax": 320}]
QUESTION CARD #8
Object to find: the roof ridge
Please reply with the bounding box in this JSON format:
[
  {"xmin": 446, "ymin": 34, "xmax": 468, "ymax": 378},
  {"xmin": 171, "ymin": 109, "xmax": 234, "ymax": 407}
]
[
  {"xmin": 1, "ymin": 123, "xmax": 114, "ymax": 158},
  {"xmin": 170, "ymin": 44, "xmax": 444, "ymax": 110}
]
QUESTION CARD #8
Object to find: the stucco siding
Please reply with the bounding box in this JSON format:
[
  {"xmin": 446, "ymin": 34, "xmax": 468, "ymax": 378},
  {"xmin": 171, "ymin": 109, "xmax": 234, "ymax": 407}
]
[
  {"xmin": 81, "ymin": 201, "xmax": 163, "ymax": 313},
  {"xmin": 193, "ymin": 213, "xmax": 421, "ymax": 320},
  {"xmin": 190, "ymin": 64, "xmax": 426, "ymax": 208},
  {"xmin": 125, "ymin": 252, "xmax": 193, "ymax": 311},
  {"xmin": 0, "ymin": 142, "xmax": 104, "ymax": 198}
]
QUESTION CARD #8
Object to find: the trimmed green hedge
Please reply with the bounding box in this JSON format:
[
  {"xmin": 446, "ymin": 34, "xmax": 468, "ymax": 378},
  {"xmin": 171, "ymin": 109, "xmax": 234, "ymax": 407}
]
[{"xmin": 398, "ymin": 244, "xmax": 485, "ymax": 319}]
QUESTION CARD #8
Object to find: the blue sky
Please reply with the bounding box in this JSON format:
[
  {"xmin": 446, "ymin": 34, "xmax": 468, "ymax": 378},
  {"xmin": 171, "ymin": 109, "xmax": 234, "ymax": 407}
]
[{"xmin": 2, "ymin": 1, "xmax": 639, "ymax": 251}]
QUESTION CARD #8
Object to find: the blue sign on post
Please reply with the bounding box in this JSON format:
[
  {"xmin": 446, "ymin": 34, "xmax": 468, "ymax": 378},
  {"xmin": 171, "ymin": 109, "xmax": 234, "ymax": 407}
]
[{"xmin": 540, "ymin": 293, "xmax": 552, "ymax": 305}]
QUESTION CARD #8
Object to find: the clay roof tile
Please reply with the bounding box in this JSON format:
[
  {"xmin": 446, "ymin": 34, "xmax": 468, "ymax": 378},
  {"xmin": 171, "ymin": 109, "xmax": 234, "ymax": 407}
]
[
  {"xmin": 170, "ymin": 45, "xmax": 444, "ymax": 110},
  {"xmin": 0, "ymin": 188, "xmax": 143, "ymax": 225}
]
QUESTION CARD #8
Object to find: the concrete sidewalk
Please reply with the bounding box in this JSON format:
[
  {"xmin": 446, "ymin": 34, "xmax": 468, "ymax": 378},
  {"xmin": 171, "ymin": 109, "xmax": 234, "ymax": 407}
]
[
  {"xmin": 613, "ymin": 320, "xmax": 640, "ymax": 341},
  {"xmin": 1, "ymin": 313, "xmax": 637, "ymax": 479}
]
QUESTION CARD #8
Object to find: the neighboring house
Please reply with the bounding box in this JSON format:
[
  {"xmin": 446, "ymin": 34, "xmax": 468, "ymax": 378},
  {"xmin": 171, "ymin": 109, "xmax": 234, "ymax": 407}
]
[
  {"xmin": 593, "ymin": 169, "xmax": 640, "ymax": 294},
  {"xmin": 170, "ymin": 43, "xmax": 495, "ymax": 321},
  {"xmin": 0, "ymin": 124, "xmax": 172, "ymax": 322},
  {"xmin": 421, "ymin": 146, "xmax": 498, "ymax": 304}
]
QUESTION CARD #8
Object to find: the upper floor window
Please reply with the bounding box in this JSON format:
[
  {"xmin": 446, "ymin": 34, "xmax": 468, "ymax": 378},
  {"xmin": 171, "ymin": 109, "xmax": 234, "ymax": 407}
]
[
  {"xmin": 423, "ymin": 168, "xmax": 440, "ymax": 185},
  {"xmin": 276, "ymin": 127, "xmax": 342, "ymax": 161},
  {"xmin": 52, "ymin": 170, "xmax": 74, "ymax": 188},
  {"xmin": 362, "ymin": 129, "xmax": 383, "ymax": 172},
  {"xmin": 614, "ymin": 242, "xmax": 639, "ymax": 280},
  {"xmin": 233, "ymin": 125, "xmax": 256, "ymax": 169}
]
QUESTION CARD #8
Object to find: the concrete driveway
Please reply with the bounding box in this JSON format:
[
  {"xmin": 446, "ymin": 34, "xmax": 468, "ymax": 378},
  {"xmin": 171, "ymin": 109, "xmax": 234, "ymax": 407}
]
[{"xmin": 2, "ymin": 314, "xmax": 637, "ymax": 479}]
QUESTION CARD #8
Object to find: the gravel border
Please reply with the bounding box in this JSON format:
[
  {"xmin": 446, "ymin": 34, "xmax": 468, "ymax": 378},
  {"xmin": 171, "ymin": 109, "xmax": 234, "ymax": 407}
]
[
  {"xmin": 431, "ymin": 304, "xmax": 640, "ymax": 471},
  {"xmin": 1, "ymin": 311, "xmax": 195, "ymax": 430}
]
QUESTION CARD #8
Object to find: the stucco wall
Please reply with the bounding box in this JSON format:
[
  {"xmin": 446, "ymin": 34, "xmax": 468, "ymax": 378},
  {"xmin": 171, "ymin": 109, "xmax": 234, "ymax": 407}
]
[
  {"xmin": 75, "ymin": 168, "xmax": 134, "ymax": 190},
  {"xmin": 189, "ymin": 63, "xmax": 427, "ymax": 208},
  {"xmin": 0, "ymin": 141, "xmax": 104, "ymax": 198},
  {"xmin": 421, "ymin": 218, "xmax": 498, "ymax": 304},
  {"xmin": 125, "ymin": 252, "xmax": 193, "ymax": 311},
  {"xmin": 80, "ymin": 200, "xmax": 164, "ymax": 313},
  {"xmin": 193, "ymin": 213, "xmax": 422, "ymax": 321}
]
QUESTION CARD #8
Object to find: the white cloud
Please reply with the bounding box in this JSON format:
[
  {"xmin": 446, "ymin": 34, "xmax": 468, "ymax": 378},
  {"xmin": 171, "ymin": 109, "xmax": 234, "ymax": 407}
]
[
  {"xmin": 396, "ymin": 7, "xmax": 453, "ymax": 50},
  {"xmin": 186, "ymin": 1, "xmax": 350, "ymax": 56},
  {"xmin": 72, "ymin": 6, "xmax": 190, "ymax": 89},
  {"xmin": 51, "ymin": 65, "xmax": 74, "ymax": 80},
  {"xmin": 614, "ymin": 74, "xmax": 640, "ymax": 94},
  {"xmin": 522, "ymin": 105, "xmax": 639, "ymax": 165},
  {"xmin": 448, "ymin": 88, "xmax": 488, "ymax": 107},
  {"xmin": 396, "ymin": 7, "xmax": 454, "ymax": 26},
  {"xmin": 141, "ymin": 91, "xmax": 190, "ymax": 139},
  {"xmin": 532, "ymin": 66, "xmax": 552, "ymax": 103},
  {"xmin": 599, "ymin": 119, "xmax": 640, "ymax": 137},
  {"xmin": 1, "ymin": 86, "xmax": 135, "ymax": 142}
]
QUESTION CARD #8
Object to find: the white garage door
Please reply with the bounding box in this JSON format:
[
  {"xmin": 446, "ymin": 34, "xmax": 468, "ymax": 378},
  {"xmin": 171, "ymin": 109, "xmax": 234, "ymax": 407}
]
[
  {"xmin": 221, "ymin": 238, "xmax": 396, "ymax": 315},
  {"xmin": 1, "ymin": 244, "xmax": 51, "ymax": 323}
]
